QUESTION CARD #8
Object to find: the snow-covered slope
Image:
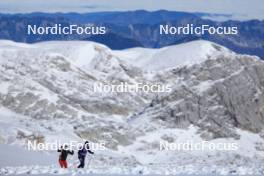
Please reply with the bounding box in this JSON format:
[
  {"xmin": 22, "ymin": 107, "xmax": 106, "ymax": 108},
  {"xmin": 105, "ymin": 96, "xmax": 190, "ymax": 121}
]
[
  {"xmin": 36, "ymin": 41, "xmax": 108, "ymax": 70},
  {"xmin": 114, "ymin": 40, "xmax": 233, "ymax": 71},
  {"xmin": 1, "ymin": 40, "xmax": 264, "ymax": 175}
]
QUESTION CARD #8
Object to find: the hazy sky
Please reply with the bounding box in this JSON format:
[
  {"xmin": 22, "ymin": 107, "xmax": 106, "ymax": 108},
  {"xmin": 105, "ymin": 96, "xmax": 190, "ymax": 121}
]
[{"xmin": 0, "ymin": 0, "xmax": 263, "ymax": 20}]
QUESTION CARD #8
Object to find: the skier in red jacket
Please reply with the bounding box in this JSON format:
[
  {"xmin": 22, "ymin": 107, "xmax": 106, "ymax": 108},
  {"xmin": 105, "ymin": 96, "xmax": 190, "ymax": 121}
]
[{"xmin": 57, "ymin": 145, "xmax": 74, "ymax": 168}]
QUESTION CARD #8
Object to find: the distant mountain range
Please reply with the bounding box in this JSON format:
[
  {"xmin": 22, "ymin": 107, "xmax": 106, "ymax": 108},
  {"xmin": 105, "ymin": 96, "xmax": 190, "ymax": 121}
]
[{"xmin": 0, "ymin": 10, "xmax": 264, "ymax": 58}]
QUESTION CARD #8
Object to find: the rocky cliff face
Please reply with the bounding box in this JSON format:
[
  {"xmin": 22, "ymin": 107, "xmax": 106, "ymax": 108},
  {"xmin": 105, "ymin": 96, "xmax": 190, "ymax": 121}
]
[
  {"xmin": 1, "ymin": 40, "xmax": 264, "ymax": 167},
  {"xmin": 134, "ymin": 53, "xmax": 264, "ymax": 139},
  {"xmin": 0, "ymin": 40, "xmax": 151, "ymax": 152},
  {"xmin": 0, "ymin": 41, "xmax": 148, "ymax": 119}
]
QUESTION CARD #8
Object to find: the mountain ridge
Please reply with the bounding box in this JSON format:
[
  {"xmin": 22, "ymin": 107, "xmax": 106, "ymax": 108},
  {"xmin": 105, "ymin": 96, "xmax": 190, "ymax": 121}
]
[
  {"xmin": 1, "ymin": 40, "xmax": 264, "ymax": 173},
  {"xmin": 0, "ymin": 10, "xmax": 264, "ymax": 58}
]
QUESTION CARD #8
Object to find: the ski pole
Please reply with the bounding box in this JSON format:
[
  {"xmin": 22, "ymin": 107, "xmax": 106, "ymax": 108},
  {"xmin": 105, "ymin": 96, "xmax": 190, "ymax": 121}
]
[{"xmin": 86, "ymin": 154, "xmax": 94, "ymax": 169}]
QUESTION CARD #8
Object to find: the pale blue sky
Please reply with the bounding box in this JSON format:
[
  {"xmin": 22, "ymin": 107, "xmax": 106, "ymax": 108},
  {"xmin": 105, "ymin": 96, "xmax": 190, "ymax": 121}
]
[{"xmin": 0, "ymin": 0, "xmax": 263, "ymax": 20}]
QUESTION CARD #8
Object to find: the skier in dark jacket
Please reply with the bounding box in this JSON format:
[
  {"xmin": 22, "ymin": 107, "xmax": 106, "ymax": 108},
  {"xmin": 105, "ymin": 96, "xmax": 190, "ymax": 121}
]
[
  {"xmin": 57, "ymin": 145, "xmax": 74, "ymax": 168},
  {"xmin": 78, "ymin": 141, "xmax": 94, "ymax": 168}
]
